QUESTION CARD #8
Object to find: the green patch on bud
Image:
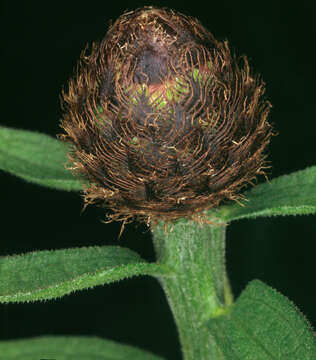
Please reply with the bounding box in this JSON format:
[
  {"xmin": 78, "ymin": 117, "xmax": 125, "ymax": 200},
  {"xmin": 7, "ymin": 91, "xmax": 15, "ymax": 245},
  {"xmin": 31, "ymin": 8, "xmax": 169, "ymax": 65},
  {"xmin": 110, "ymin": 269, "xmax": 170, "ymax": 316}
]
[
  {"xmin": 130, "ymin": 136, "xmax": 139, "ymax": 145},
  {"xmin": 191, "ymin": 64, "xmax": 214, "ymax": 87},
  {"xmin": 93, "ymin": 105, "xmax": 110, "ymax": 128},
  {"xmin": 192, "ymin": 68, "xmax": 203, "ymax": 82},
  {"xmin": 94, "ymin": 106, "xmax": 103, "ymax": 122},
  {"xmin": 129, "ymin": 84, "xmax": 149, "ymax": 105},
  {"xmin": 166, "ymin": 88, "xmax": 173, "ymax": 102},
  {"xmin": 174, "ymin": 77, "xmax": 188, "ymax": 94},
  {"xmin": 97, "ymin": 105, "xmax": 104, "ymax": 113}
]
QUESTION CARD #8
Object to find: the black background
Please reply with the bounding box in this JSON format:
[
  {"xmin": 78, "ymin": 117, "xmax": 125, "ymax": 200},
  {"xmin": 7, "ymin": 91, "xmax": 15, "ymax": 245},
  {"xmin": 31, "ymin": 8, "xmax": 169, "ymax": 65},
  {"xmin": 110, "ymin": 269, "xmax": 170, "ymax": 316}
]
[{"xmin": 1, "ymin": 1, "xmax": 316, "ymax": 359}]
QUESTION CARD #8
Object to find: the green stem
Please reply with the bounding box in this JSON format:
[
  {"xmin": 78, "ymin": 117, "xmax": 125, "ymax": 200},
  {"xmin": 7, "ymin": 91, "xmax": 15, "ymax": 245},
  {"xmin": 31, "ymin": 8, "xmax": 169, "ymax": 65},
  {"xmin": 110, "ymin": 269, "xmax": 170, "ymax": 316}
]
[{"xmin": 151, "ymin": 218, "xmax": 231, "ymax": 360}]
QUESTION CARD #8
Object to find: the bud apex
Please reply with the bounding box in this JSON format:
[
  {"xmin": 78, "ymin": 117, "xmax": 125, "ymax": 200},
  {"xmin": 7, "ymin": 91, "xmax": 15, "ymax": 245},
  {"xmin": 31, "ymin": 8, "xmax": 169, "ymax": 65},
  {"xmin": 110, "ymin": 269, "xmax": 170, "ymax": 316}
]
[{"xmin": 60, "ymin": 7, "xmax": 272, "ymax": 223}]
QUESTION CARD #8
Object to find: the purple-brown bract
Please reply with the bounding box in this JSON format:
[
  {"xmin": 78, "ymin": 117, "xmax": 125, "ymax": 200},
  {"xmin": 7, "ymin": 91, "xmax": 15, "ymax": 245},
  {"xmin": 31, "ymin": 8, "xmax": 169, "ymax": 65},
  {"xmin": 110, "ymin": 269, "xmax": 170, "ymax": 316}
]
[{"xmin": 60, "ymin": 6, "xmax": 272, "ymax": 224}]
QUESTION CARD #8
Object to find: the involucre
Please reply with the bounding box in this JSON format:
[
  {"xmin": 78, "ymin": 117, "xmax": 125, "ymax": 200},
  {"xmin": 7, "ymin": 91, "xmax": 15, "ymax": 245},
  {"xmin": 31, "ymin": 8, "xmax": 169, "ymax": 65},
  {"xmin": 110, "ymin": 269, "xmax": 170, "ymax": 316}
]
[{"xmin": 60, "ymin": 6, "xmax": 272, "ymax": 224}]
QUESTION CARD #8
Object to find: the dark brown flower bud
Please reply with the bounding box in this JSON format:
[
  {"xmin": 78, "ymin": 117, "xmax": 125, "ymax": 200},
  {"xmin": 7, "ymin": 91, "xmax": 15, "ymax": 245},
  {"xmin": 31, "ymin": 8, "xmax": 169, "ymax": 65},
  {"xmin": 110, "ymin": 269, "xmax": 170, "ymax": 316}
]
[{"xmin": 60, "ymin": 6, "xmax": 272, "ymax": 224}]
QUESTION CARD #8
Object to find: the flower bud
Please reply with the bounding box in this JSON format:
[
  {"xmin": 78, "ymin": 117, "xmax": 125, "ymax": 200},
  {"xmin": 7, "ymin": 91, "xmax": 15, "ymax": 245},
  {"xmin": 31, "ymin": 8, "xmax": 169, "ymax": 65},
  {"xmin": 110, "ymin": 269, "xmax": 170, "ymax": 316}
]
[{"xmin": 60, "ymin": 6, "xmax": 272, "ymax": 224}]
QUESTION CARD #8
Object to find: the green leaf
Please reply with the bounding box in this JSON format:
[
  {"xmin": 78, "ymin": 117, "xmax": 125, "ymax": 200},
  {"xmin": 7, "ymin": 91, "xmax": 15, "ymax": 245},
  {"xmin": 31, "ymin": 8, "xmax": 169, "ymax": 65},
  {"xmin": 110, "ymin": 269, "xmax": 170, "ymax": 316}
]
[
  {"xmin": 207, "ymin": 280, "xmax": 316, "ymax": 359},
  {"xmin": 0, "ymin": 336, "xmax": 164, "ymax": 359},
  {"xmin": 216, "ymin": 166, "xmax": 316, "ymax": 222},
  {"xmin": 0, "ymin": 246, "xmax": 166, "ymax": 303},
  {"xmin": 0, "ymin": 126, "xmax": 83, "ymax": 191}
]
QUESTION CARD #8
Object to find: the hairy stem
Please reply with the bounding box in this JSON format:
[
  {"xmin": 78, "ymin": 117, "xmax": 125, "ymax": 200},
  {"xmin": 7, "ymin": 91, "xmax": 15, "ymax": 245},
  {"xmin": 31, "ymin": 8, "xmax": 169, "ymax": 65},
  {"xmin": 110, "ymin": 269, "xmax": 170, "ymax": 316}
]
[{"xmin": 152, "ymin": 218, "xmax": 231, "ymax": 360}]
